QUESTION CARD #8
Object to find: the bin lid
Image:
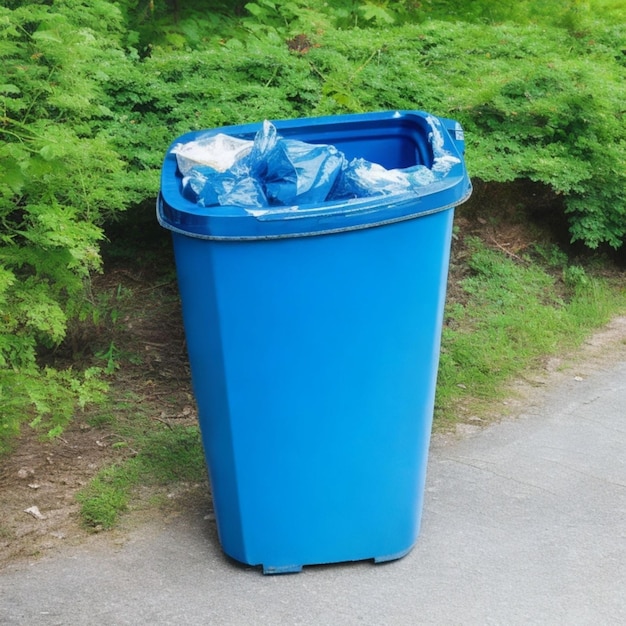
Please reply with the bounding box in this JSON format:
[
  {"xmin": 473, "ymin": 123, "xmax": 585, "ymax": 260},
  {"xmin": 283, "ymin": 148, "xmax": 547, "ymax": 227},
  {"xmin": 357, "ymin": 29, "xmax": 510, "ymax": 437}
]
[{"xmin": 157, "ymin": 110, "xmax": 472, "ymax": 240}]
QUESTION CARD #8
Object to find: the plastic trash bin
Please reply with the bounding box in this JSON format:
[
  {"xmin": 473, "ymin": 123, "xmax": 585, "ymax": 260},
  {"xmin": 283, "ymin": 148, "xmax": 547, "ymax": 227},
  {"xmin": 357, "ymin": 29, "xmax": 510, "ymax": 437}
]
[{"xmin": 157, "ymin": 110, "xmax": 472, "ymax": 574}]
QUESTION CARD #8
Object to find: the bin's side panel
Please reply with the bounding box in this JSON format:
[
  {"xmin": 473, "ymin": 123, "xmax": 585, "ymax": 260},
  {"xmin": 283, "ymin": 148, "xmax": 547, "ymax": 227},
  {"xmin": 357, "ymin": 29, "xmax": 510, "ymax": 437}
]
[
  {"xmin": 172, "ymin": 208, "xmax": 454, "ymax": 570},
  {"xmin": 170, "ymin": 234, "xmax": 248, "ymax": 560}
]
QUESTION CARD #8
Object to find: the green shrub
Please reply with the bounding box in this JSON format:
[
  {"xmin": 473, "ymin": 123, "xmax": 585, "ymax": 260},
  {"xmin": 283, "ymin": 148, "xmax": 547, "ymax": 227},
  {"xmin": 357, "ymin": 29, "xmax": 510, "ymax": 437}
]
[
  {"xmin": 1, "ymin": 0, "xmax": 624, "ymax": 454},
  {"xmin": 117, "ymin": 2, "xmax": 624, "ymax": 247},
  {"xmin": 0, "ymin": 1, "xmax": 136, "ymax": 449}
]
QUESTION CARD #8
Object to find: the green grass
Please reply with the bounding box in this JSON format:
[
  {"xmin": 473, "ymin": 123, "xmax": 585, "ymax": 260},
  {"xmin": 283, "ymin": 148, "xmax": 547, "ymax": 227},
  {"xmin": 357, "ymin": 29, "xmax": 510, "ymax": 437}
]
[
  {"xmin": 435, "ymin": 236, "xmax": 626, "ymax": 423},
  {"xmin": 76, "ymin": 419, "xmax": 206, "ymax": 530},
  {"xmin": 76, "ymin": 463, "xmax": 138, "ymax": 530}
]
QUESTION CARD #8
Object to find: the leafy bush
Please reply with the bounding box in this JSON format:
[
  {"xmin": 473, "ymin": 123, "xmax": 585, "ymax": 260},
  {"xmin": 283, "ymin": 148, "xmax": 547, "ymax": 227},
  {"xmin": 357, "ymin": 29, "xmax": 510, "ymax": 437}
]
[
  {"xmin": 116, "ymin": 0, "xmax": 625, "ymax": 247},
  {"xmin": 1, "ymin": 0, "xmax": 624, "ymax": 453},
  {"xmin": 0, "ymin": 1, "xmax": 137, "ymax": 450}
]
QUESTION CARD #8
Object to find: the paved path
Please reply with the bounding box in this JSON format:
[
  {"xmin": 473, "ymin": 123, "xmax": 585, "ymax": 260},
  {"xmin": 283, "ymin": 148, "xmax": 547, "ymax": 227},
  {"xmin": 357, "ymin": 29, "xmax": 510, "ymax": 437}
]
[{"xmin": 1, "ymin": 359, "xmax": 625, "ymax": 625}]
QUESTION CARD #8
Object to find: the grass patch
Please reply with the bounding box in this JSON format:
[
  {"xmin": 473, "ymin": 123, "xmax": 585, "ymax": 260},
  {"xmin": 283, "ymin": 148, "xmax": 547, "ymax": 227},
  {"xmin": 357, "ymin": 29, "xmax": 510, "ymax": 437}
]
[
  {"xmin": 76, "ymin": 421, "xmax": 206, "ymax": 530},
  {"xmin": 435, "ymin": 236, "xmax": 626, "ymax": 423},
  {"xmin": 76, "ymin": 463, "xmax": 138, "ymax": 530}
]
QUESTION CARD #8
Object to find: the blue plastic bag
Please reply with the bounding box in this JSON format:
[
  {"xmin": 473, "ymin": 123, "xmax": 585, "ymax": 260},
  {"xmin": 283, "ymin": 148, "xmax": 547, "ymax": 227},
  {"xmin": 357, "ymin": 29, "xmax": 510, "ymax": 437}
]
[
  {"xmin": 263, "ymin": 139, "xmax": 344, "ymax": 205},
  {"xmin": 246, "ymin": 120, "xmax": 344, "ymax": 206},
  {"xmin": 173, "ymin": 117, "xmax": 460, "ymax": 210},
  {"xmin": 174, "ymin": 120, "xmax": 344, "ymax": 208}
]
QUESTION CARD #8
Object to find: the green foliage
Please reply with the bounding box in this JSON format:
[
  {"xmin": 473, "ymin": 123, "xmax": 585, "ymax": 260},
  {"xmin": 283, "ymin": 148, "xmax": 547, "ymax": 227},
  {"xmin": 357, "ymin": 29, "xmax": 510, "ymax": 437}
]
[
  {"xmin": 416, "ymin": 0, "xmax": 624, "ymax": 31},
  {"xmin": 1, "ymin": 0, "xmax": 624, "ymax": 453},
  {"xmin": 101, "ymin": 0, "xmax": 624, "ymax": 249},
  {"xmin": 441, "ymin": 23, "xmax": 626, "ymax": 249},
  {"xmin": 139, "ymin": 426, "xmax": 207, "ymax": 483},
  {"xmin": 0, "ymin": 365, "xmax": 108, "ymax": 456},
  {"xmin": 76, "ymin": 462, "xmax": 138, "ymax": 529},
  {"xmin": 0, "ymin": 1, "xmax": 138, "ymax": 448}
]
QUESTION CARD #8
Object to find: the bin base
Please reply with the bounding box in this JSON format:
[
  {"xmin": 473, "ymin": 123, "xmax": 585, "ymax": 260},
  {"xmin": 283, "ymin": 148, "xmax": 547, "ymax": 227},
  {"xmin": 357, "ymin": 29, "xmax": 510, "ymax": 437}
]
[
  {"xmin": 373, "ymin": 544, "xmax": 414, "ymax": 564},
  {"xmin": 262, "ymin": 564, "xmax": 304, "ymax": 575},
  {"xmin": 260, "ymin": 545, "xmax": 414, "ymax": 575}
]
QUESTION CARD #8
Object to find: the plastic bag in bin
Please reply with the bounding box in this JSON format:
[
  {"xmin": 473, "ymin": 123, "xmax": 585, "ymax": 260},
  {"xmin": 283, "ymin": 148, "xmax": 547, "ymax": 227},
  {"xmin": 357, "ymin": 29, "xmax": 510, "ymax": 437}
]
[{"xmin": 171, "ymin": 117, "xmax": 460, "ymax": 209}]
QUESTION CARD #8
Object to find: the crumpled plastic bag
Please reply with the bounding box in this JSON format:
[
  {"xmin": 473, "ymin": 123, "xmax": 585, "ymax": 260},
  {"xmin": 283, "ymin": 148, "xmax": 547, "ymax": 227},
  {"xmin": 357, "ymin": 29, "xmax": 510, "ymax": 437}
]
[
  {"xmin": 245, "ymin": 120, "xmax": 345, "ymax": 206},
  {"xmin": 264, "ymin": 139, "xmax": 344, "ymax": 205},
  {"xmin": 173, "ymin": 117, "xmax": 460, "ymax": 209},
  {"xmin": 173, "ymin": 120, "xmax": 344, "ymax": 208},
  {"xmin": 330, "ymin": 160, "xmax": 438, "ymax": 199},
  {"xmin": 172, "ymin": 133, "xmax": 252, "ymax": 175},
  {"xmin": 427, "ymin": 114, "xmax": 461, "ymax": 176}
]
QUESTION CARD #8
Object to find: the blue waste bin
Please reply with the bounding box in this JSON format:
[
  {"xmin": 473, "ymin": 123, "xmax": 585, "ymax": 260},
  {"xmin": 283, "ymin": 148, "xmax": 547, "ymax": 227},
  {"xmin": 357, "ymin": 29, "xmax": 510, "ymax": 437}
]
[{"xmin": 158, "ymin": 111, "xmax": 471, "ymax": 574}]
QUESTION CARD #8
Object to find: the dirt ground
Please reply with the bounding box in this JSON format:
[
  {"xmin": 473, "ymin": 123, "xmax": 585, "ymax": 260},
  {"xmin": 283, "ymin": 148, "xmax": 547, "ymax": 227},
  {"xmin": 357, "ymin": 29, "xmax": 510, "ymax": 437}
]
[
  {"xmin": 0, "ymin": 262, "xmax": 202, "ymax": 568},
  {"xmin": 1, "ymin": 206, "xmax": 625, "ymax": 570}
]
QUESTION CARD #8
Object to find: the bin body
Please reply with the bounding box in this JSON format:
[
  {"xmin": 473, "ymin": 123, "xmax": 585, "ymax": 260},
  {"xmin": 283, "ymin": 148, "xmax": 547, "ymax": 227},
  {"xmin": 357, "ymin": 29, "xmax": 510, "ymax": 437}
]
[{"xmin": 158, "ymin": 111, "xmax": 471, "ymax": 573}]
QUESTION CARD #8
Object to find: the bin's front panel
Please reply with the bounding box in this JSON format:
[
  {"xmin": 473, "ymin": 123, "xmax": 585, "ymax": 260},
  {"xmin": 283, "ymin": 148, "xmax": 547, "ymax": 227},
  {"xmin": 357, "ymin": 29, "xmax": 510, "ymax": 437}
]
[{"xmin": 171, "ymin": 206, "xmax": 454, "ymax": 571}]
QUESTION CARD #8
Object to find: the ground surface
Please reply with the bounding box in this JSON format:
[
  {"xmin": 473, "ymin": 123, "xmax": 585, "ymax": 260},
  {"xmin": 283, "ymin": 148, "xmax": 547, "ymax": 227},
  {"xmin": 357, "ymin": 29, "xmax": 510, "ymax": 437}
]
[
  {"xmin": 0, "ymin": 263, "xmax": 201, "ymax": 567},
  {"xmin": 1, "ymin": 206, "xmax": 624, "ymax": 570},
  {"xmin": 1, "ymin": 328, "xmax": 624, "ymax": 625}
]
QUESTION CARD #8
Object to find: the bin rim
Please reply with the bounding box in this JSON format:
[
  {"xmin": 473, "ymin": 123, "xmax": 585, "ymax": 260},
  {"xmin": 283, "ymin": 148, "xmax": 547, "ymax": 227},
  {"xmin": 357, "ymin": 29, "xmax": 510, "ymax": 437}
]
[{"xmin": 157, "ymin": 110, "xmax": 472, "ymax": 240}]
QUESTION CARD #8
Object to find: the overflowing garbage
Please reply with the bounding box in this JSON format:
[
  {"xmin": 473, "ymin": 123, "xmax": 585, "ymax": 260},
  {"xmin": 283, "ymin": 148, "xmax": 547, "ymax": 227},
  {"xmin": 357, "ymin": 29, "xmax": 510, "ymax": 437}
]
[{"xmin": 171, "ymin": 116, "xmax": 460, "ymax": 211}]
